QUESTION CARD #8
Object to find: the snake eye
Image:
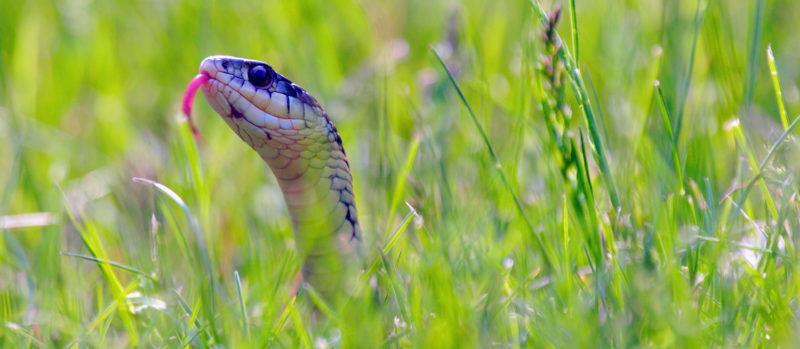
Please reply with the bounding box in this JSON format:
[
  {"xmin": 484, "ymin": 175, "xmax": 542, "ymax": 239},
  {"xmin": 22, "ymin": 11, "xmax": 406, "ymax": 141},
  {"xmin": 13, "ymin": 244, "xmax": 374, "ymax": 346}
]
[{"xmin": 247, "ymin": 65, "xmax": 271, "ymax": 87}]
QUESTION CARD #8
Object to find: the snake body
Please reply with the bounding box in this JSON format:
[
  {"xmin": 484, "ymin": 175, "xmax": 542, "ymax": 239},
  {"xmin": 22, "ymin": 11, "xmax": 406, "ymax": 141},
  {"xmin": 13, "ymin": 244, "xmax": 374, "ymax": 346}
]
[{"xmin": 188, "ymin": 56, "xmax": 361, "ymax": 299}]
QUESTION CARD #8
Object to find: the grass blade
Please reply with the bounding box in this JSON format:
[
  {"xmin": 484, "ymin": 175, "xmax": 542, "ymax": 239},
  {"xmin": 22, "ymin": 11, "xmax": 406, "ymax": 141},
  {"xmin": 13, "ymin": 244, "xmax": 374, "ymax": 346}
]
[
  {"xmin": 766, "ymin": 44, "xmax": 789, "ymax": 129},
  {"xmin": 567, "ymin": 0, "xmax": 579, "ymax": 65},
  {"xmin": 234, "ymin": 270, "xmax": 249, "ymax": 339},
  {"xmin": 655, "ymin": 80, "xmax": 685, "ymax": 193},
  {"xmin": 60, "ymin": 252, "xmax": 154, "ymax": 280},
  {"xmin": 385, "ymin": 136, "xmax": 420, "ymax": 236},
  {"xmin": 744, "ymin": 0, "xmax": 765, "ymax": 107},
  {"xmin": 673, "ymin": 0, "xmax": 707, "ymax": 141}
]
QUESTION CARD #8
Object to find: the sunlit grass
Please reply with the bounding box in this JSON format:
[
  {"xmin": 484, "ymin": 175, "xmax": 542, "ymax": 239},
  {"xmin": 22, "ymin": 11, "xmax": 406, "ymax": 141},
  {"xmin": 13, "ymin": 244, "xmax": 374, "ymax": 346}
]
[{"xmin": 3, "ymin": 0, "xmax": 800, "ymax": 347}]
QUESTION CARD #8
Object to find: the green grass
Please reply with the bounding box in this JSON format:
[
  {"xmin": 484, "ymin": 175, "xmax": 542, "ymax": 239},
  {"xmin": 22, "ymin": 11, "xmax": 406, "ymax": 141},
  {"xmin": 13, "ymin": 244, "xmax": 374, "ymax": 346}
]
[{"xmin": 2, "ymin": 0, "xmax": 800, "ymax": 347}]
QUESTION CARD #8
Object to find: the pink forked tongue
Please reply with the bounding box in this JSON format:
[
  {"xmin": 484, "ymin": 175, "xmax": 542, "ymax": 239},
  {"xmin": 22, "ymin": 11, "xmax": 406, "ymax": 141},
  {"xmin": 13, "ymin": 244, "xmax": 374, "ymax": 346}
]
[{"xmin": 182, "ymin": 73, "xmax": 210, "ymax": 138}]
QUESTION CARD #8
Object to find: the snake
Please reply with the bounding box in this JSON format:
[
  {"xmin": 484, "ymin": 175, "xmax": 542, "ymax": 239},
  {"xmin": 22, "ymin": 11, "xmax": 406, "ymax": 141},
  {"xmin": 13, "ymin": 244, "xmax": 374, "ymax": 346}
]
[{"xmin": 182, "ymin": 56, "xmax": 361, "ymax": 301}]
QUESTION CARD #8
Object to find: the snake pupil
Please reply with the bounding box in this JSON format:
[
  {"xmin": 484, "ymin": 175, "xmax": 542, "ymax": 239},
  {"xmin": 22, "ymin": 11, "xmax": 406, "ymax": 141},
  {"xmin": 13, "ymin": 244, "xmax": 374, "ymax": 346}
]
[{"xmin": 248, "ymin": 65, "xmax": 270, "ymax": 87}]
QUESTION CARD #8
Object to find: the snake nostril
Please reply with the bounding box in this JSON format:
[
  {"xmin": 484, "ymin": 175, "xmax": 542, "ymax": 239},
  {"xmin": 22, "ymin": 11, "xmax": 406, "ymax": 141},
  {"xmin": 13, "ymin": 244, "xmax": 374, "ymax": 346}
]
[{"xmin": 221, "ymin": 60, "xmax": 229, "ymax": 70}]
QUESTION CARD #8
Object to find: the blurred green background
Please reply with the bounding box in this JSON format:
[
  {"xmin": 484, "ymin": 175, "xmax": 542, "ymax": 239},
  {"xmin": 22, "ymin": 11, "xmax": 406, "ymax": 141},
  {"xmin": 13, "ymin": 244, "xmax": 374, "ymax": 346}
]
[{"xmin": 3, "ymin": 0, "xmax": 800, "ymax": 347}]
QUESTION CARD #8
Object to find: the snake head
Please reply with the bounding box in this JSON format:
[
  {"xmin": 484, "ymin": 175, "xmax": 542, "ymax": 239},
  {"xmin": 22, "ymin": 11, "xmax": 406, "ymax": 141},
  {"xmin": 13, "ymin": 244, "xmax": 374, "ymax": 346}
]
[{"xmin": 197, "ymin": 56, "xmax": 330, "ymax": 146}]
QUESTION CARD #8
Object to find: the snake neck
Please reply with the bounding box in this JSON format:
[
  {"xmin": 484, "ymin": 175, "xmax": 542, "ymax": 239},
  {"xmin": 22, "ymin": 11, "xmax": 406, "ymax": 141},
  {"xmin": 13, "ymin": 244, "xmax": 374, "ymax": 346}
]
[
  {"xmin": 251, "ymin": 117, "xmax": 361, "ymax": 257},
  {"xmin": 255, "ymin": 117, "xmax": 361, "ymax": 300}
]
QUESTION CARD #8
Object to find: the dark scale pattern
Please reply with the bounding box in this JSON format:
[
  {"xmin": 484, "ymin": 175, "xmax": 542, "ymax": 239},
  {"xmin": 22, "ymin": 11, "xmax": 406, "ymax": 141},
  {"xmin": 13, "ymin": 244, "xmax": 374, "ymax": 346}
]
[
  {"xmin": 274, "ymin": 78, "xmax": 296, "ymax": 97},
  {"xmin": 269, "ymin": 71, "xmax": 323, "ymax": 109},
  {"xmin": 296, "ymin": 88, "xmax": 318, "ymax": 107},
  {"xmin": 321, "ymin": 116, "xmax": 360, "ymax": 241}
]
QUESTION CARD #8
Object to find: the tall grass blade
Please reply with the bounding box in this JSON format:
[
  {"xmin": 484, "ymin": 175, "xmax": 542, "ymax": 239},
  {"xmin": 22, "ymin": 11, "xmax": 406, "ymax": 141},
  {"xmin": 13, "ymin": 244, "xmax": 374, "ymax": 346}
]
[
  {"xmin": 568, "ymin": 0, "xmax": 579, "ymax": 65},
  {"xmin": 234, "ymin": 270, "xmax": 249, "ymax": 339},
  {"xmin": 766, "ymin": 45, "xmax": 789, "ymax": 129},
  {"xmin": 655, "ymin": 80, "xmax": 685, "ymax": 193},
  {"xmin": 674, "ymin": 0, "xmax": 706, "ymax": 141}
]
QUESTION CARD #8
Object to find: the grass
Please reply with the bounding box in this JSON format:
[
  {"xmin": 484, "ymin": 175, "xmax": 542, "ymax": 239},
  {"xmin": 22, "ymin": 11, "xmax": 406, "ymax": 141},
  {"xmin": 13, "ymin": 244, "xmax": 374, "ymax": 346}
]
[{"xmin": 2, "ymin": 0, "xmax": 800, "ymax": 347}]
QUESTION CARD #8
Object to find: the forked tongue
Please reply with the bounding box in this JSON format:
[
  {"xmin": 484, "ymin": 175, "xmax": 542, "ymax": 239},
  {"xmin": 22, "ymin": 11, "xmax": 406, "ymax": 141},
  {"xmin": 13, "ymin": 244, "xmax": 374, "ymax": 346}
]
[{"xmin": 181, "ymin": 73, "xmax": 210, "ymax": 139}]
